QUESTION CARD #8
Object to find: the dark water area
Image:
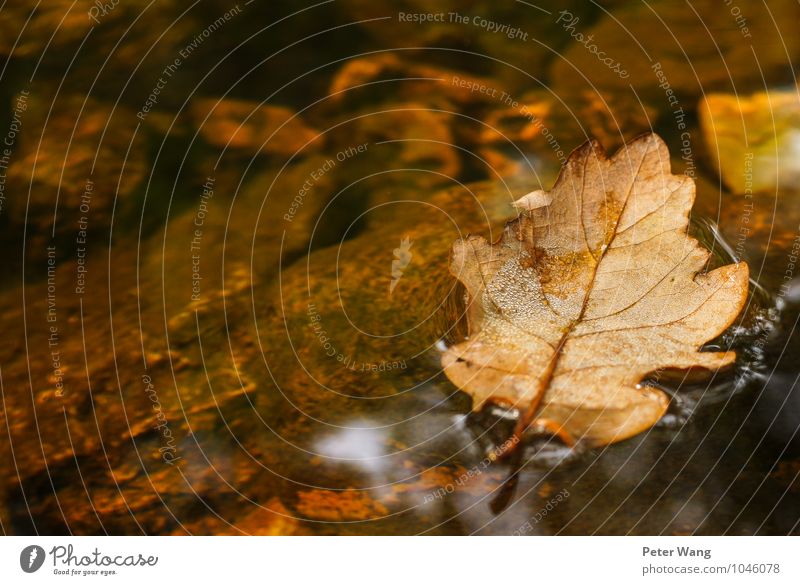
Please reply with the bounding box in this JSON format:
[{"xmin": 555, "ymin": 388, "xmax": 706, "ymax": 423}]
[{"xmin": 0, "ymin": 1, "xmax": 798, "ymax": 535}]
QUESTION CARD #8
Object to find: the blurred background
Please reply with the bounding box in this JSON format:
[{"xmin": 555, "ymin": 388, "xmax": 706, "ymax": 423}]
[{"xmin": 0, "ymin": 0, "xmax": 798, "ymax": 535}]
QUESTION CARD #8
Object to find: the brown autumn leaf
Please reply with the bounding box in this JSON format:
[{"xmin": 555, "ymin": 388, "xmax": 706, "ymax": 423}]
[{"xmin": 441, "ymin": 133, "xmax": 749, "ymax": 447}]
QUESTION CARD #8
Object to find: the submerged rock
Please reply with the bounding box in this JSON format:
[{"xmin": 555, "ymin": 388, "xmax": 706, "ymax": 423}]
[
  {"xmin": 4, "ymin": 93, "xmax": 147, "ymax": 253},
  {"xmin": 328, "ymin": 104, "xmax": 461, "ymax": 191},
  {"xmin": 324, "ymin": 56, "xmax": 569, "ymax": 186},
  {"xmin": 551, "ymin": 0, "xmax": 800, "ymax": 101},
  {"xmin": 338, "ymin": 0, "xmax": 576, "ymax": 88},
  {"xmin": 190, "ymin": 98, "xmax": 324, "ymax": 157},
  {"xmin": 326, "ymin": 54, "xmax": 498, "ymax": 110},
  {"xmin": 0, "ymin": 1, "xmax": 95, "ymax": 57},
  {"xmin": 0, "ymin": 155, "xmax": 333, "ymax": 534}
]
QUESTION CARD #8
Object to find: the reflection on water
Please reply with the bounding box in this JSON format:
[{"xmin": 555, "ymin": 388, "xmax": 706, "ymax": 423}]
[
  {"xmin": 0, "ymin": 1, "xmax": 798, "ymax": 535},
  {"xmin": 315, "ymin": 422, "xmax": 389, "ymax": 474}
]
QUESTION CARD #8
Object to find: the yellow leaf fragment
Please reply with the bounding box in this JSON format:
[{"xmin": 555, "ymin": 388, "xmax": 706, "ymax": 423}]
[{"xmin": 442, "ymin": 133, "xmax": 748, "ymax": 447}]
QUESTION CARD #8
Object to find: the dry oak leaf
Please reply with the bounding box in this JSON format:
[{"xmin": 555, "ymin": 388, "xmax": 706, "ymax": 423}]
[{"xmin": 441, "ymin": 133, "xmax": 748, "ymax": 447}]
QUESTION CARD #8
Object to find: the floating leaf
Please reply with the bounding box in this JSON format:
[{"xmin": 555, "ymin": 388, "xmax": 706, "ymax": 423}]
[{"xmin": 442, "ymin": 134, "xmax": 748, "ymax": 447}]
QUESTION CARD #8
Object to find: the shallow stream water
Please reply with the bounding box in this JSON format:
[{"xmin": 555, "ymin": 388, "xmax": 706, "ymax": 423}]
[{"xmin": 0, "ymin": 0, "xmax": 798, "ymax": 535}]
